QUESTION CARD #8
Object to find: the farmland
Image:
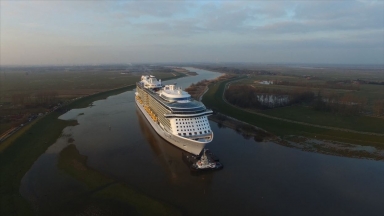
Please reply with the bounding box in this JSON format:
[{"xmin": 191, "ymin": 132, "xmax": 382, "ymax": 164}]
[{"xmin": 0, "ymin": 65, "xmax": 186, "ymax": 135}]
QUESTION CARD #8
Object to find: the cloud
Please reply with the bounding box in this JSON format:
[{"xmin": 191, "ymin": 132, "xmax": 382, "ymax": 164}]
[
  {"xmin": 1, "ymin": 0, "xmax": 383, "ymax": 65},
  {"xmin": 119, "ymin": 1, "xmax": 190, "ymax": 18}
]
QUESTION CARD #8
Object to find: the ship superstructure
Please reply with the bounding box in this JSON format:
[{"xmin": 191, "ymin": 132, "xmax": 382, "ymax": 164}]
[{"xmin": 135, "ymin": 75, "xmax": 213, "ymax": 155}]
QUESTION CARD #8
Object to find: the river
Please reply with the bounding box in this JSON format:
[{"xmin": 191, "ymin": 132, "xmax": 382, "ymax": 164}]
[{"xmin": 20, "ymin": 67, "xmax": 384, "ymax": 215}]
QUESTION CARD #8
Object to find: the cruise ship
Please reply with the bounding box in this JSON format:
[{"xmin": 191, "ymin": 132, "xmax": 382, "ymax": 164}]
[{"xmin": 135, "ymin": 75, "xmax": 213, "ymax": 155}]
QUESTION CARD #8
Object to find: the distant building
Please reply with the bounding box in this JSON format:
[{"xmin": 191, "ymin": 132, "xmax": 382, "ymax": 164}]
[{"xmin": 259, "ymin": 81, "xmax": 273, "ymax": 85}]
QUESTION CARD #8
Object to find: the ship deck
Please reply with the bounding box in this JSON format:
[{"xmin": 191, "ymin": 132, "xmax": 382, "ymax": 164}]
[{"xmin": 137, "ymin": 83, "xmax": 210, "ymax": 114}]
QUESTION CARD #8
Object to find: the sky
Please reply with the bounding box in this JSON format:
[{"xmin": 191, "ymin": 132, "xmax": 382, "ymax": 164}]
[{"xmin": 1, "ymin": 0, "xmax": 383, "ymax": 65}]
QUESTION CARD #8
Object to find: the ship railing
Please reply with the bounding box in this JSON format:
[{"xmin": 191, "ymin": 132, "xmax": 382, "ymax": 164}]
[
  {"xmin": 164, "ymin": 110, "xmax": 213, "ymax": 117},
  {"xmin": 170, "ymin": 110, "xmax": 208, "ymax": 114}
]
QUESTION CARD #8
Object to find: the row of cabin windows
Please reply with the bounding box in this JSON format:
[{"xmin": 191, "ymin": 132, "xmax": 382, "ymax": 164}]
[
  {"xmin": 176, "ymin": 122, "xmax": 208, "ymax": 126},
  {"xmin": 175, "ymin": 117, "xmax": 208, "ymax": 126},
  {"xmin": 176, "ymin": 126, "xmax": 210, "ymax": 131},
  {"xmin": 174, "ymin": 117, "xmax": 209, "ymax": 135},
  {"xmin": 175, "ymin": 118, "xmax": 207, "ymax": 122},
  {"xmin": 177, "ymin": 128, "xmax": 211, "ymax": 132},
  {"xmin": 178, "ymin": 130, "xmax": 210, "ymax": 136},
  {"xmin": 175, "ymin": 117, "xmax": 211, "ymax": 135},
  {"xmin": 176, "ymin": 117, "xmax": 205, "ymax": 121},
  {"xmin": 176, "ymin": 125, "xmax": 209, "ymax": 128}
]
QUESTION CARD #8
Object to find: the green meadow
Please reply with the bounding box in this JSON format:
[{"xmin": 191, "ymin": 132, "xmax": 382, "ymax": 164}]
[{"xmin": 202, "ymin": 77, "xmax": 384, "ymax": 148}]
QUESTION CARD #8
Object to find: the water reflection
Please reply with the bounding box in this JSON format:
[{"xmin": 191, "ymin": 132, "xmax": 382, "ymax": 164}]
[{"xmin": 137, "ymin": 108, "xmax": 180, "ymax": 175}]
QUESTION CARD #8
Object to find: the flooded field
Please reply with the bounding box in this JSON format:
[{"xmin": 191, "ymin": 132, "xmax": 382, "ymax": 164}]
[{"xmin": 20, "ymin": 68, "xmax": 384, "ymax": 215}]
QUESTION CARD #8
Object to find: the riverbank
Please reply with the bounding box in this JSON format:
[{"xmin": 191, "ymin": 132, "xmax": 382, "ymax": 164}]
[
  {"xmin": 0, "ymin": 71, "xmax": 186, "ymax": 215},
  {"xmin": 185, "ymin": 74, "xmax": 236, "ymax": 100},
  {"xmin": 201, "ymin": 76, "xmax": 384, "ymax": 160},
  {"xmin": 169, "ymin": 66, "xmax": 198, "ymax": 76},
  {"xmin": 208, "ymin": 113, "xmax": 274, "ymax": 142},
  {"xmin": 0, "ymin": 111, "xmax": 78, "ymax": 215}
]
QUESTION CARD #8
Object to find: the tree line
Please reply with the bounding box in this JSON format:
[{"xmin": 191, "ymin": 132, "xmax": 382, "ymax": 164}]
[
  {"xmin": 274, "ymin": 80, "xmax": 360, "ymax": 91},
  {"xmin": 225, "ymin": 85, "xmax": 314, "ymax": 109},
  {"xmin": 312, "ymin": 91, "xmax": 366, "ymax": 115},
  {"xmin": 185, "ymin": 79, "xmax": 210, "ymax": 100},
  {"xmin": 224, "ymin": 84, "xmax": 379, "ymax": 116},
  {"xmin": 355, "ymin": 79, "xmax": 384, "ymax": 86}
]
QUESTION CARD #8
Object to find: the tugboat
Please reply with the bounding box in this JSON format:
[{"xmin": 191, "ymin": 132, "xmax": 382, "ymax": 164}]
[{"xmin": 189, "ymin": 149, "xmax": 223, "ymax": 171}]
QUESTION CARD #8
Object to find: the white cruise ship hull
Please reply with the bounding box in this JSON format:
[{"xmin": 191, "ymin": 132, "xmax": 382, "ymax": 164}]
[{"xmin": 135, "ymin": 97, "xmax": 208, "ymax": 155}]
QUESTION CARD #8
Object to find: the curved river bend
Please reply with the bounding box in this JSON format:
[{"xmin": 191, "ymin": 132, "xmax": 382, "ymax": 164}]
[{"xmin": 21, "ymin": 67, "xmax": 384, "ymax": 215}]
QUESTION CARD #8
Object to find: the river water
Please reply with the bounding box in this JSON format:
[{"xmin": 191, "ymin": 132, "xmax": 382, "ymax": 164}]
[{"xmin": 20, "ymin": 67, "xmax": 384, "ymax": 215}]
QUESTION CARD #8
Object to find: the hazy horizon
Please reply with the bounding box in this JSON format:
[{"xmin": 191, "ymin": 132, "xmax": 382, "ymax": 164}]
[{"xmin": 1, "ymin": 0, "xmax": 383, "ymax": 66}]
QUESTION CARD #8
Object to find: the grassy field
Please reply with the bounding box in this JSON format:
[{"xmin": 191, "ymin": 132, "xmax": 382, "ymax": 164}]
[
  {"xmin": 263, "ymin": 105, "xmax": 384, "ymax": 134},
  {"xmin": 0, "ymin": 66, "xmax": 178, "ymax": 102},
  {"xmin": 0, "ymin": 70, "xmax": 183, "ymax": 216},
  {"xmin": 202, "ymin": 77, "xmax": 384, "ymax": 148},
  {"xmin": 0, "ymin": 67, "xmax": 185, "ymax": 134},
  {"xmin": 354, "ymin": 84, "xmax": 384, "ymax": 107},
  {"xmin": 240, "ymin": 64, "xmax": 384, "ymax": 82}
]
